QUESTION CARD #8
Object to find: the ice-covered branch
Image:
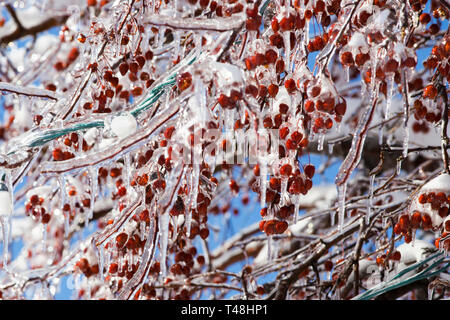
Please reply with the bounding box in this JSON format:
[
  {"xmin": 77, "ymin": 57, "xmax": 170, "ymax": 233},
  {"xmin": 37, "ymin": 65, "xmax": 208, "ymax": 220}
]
[
  {"xmin": 144, "ymin": 16, "xmax": 245, "ymax": 32},
  {"xmin": 439, "ymin": 80, "xmax": 450, "ymax": 174},
  {"xmin": 0, "ymin": 82, "xmax": 60, "ymax": 100}
]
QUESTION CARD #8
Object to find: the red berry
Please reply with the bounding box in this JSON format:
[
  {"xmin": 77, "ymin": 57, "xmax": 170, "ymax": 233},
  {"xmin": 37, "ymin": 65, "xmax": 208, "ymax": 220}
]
[
  {"xmin": 265, "ymin": 49, "xmax": 278, "ymax": 64},
  {"xmin": 304, "ymin": 164, "xmax": 315, "ymax": 179},
  {"xmin": 275, "ymin": 220, "xmax": 288, "ymax": 234},
  {"xmin": 423, "ymin": 85, "xmax": 438, "ymax": 99},
  {"xmin": 280, "ymin": 164, "xmax": 292, "ymax": 176},
  {"xmin": 164, "ymin": 126, "xmax": 175, "ymax": 139},
  {"xmin": 268, "ymin": 84, "xmax": 279, "ymax": 98},
  {"xmin": 305, "ymin": 100, "xmax": 315, "ymax": 113},
  {"xmin": 419, "ymin": 13, "xmax": 431, "ymax": 24},
  {"xmin": 284, "ymin": 79, "xmax": 296, "ymax": 93},
  {"xmin": 422, "ymin": 214, "xmax": 432, "ymax": 229},
  {"xmin": 199, "ymin": 228, "xmax": 209, "ymax": 239},
  {"xmin": 340, "ymin": 51, "xmax": 354, "ymax": 66},
  {"xmin": 279, "ymin": 127, "xmax": 290, "ymax": 140},
  {"xmin": 324, "ymin": 260, "xmax": 333, "ymax": 271},
  {"xmin": 411, "ymin": 211, "xmax": 422, "ymax": 228}
]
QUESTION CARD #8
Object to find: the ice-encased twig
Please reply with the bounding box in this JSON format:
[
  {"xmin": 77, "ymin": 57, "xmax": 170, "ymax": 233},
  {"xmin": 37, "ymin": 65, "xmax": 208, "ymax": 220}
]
[
  {"xmin": 41, "ymin": 93, "xmax": 189, "ymax": 175},
  {"xmin": 157, "ymin": 164, "xmax": 186, "ymax": 280},
  {"xmin": 144, "ymin": 16, "xmax": 245, "ymax": 32},
  {"xmin": 116, "ymin": 215, "xmax": 157, "ymax": 300},
  {"xmin": 0, "ymin": 82, "xmax": 61, "ymax": 100},
  {"xmin": 94, "ymin": 195, "xmax": 142, "ymax": 246},
  {"xmin": 335, "ymin": 96, "xmax": 378, "ymax": 231},
  {"xmin": 1, "ymin": 51, "xmax": 198, "ymax": 168}
]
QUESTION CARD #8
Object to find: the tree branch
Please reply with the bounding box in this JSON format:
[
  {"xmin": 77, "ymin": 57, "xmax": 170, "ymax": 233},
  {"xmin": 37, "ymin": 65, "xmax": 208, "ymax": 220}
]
[{"xmin": 0, "ymin": 11, "xmax": 68, "ymax": 45}]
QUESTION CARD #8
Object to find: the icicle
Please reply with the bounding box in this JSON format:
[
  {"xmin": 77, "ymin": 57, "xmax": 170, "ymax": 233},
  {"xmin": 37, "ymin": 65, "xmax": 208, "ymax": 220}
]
[
  {"xmin": 317, "ymin": 134, "xmax": 325, "ymax": 151},
  {"xmin": 378, "ymin": 125, "xmax": 384, "ymax": 145},
  {"xmin": 367, "ymin": 175, "xmax": 375, "ymax": 224},
  {"xmin": 280, "ymin": 177, "xmax": 288, "ymax": 206},
  {"xmin": 41, "ymin": 224, "xmax": 47, "ymax": 252},
  {"xmin": 411, "ymin": 229, "xmax": 416, "ymax": 247},
  {"xmin": 0, "ymin": 172, "xmax": 13, "ymax": 272},
  {"xmin": 195, "ymin": 77, "xmax": 206, "ymax": 129},
  {"xmin": 396, "ymin": 158, "xmax": 402, "ymax": 175},
  {"xmin": 124, "ymin": 154, "xmax": 132, "ymax": 195},
  {"xmin": 185, "ymin": 206, "xmax": 192, "ymax": 238},
  {"xmin": 360, "ymin": 75, "xmax": 367, "ymax": 98},
  {"xmin": 328, "ymin": 142, "xmax": 334, "ymax": 155},
  {"xmin": 400, "ymin": 70, "xmax": 410, "ymax": 159},
  {"xmin": 370, "ymin": 57, "xmax": 378, "ymax": 93},
  {"xmin": 402, "ymin": 127, "xmax": 409, "ymax": 159},
  {"xmin": 293, "ymin": 194, "xmax": 300, "ymax": 224},
  {"xmin": 283, "ymin": 31, "xmax": 291, "ymax": 74},
  {"xmin": 331, "ymin": 209, "xmax": 336, "ymax": 227},
  {"xmin": 159, "ymin": 212, "xmax": 170, "ymax": 279},
  {"xmin": 190, "ymin": 164, "xmax": 200, "ymax": 209},
  {"xmin": 0, "ymin": 215, "xmax": 10, "ymax": 271},
  {"xmin": 98, "ymin": 244, "xmax": 104, "ymax": 280},
  {"xmin": 385, "ymin": 74, "xmax": 395, "ymax": 120},
  {"xmin": 382, "ymin": 216, "xmax": 388, "ymax": 229},
  {"xmin": 128, "ymin": 251, "xmax": 133, "ymax": 272},
  {"xmin": 345, "ymin": 66, "xmax": 350, "ymax": 83},
  {"xmin": 59, "ymin": 176, "xmax": 67, "ymax": 223},
  {"xmin": 260, "ymin": 160, "xmax": 268, "ymax": 208},
  {"xmin": 88, "ymin": 167, "xmax": 98, "ymax": 223},
  {"xmin": 139, "ymin": 221, "xmax": 146, "ymax": 242},
  {"xmin": 337, "ymin": 121, "xmax": 342, "ymax": 134},
  {"xmin": 337, "ymin": 184, "xmax": 346, "ymax": 233}
]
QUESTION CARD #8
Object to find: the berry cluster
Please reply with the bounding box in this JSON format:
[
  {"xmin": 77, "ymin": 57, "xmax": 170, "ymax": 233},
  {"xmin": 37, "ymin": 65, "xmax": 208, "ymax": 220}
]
[
  {"xmin": 375, "ymin": 250, "xmax": 401, "ymax": 266},
  {"xmin": 25, "ymin": 194, "xmax": 51, "ymax": 224},
  {"xmin": 254, "ymin": 163, "xmax": 315, "ymax": 235},
  {"xmin": 395, "ymin": 174, "xmax": 450, "ymax": 250},
  {"xmin": 75, "ymin": 257, "xmax": 100, "ymax": 278},
  {"xmin": 303, "ymin": 75, "xmax": 347, "ymax": 133}
]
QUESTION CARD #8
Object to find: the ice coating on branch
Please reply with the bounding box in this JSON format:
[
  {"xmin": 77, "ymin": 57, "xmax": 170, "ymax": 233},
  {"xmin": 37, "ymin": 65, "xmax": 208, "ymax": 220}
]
[
  {"xmin": 335, "ymin": 98, "xmax": 378, "ymax": 231},
  {"xmin": 110, "ymin": 114, "xmax": 138, "ymax": 139}
]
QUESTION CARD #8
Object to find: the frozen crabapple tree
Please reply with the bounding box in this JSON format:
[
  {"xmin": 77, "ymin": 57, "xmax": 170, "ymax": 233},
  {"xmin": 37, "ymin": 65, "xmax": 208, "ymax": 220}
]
[{"xmin": 0, "ymin": 0, "xmax": 448, "ymax": 301}]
